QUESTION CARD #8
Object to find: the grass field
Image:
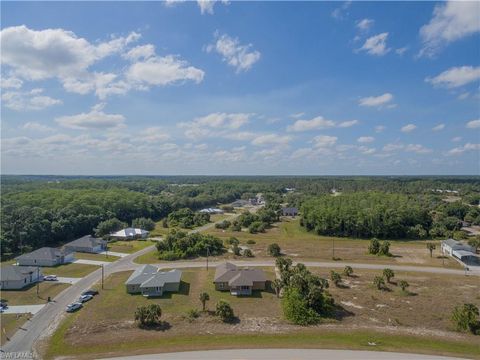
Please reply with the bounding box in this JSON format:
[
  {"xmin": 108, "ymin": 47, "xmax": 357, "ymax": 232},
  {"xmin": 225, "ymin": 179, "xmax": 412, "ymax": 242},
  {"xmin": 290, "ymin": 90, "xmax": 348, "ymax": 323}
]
[
  {"xmin": 74, "ymin": 252, "xmax": 119, "ymax": 262},
  {"xmin": 108, "ymin": 240, "xmax": 155, "ymax": 254},
  {"xmin": 44, "ymin": 267, "xmax": 480, "ymax": 359},
  {"xmin": 1, "ymin": 282, "xmax": 70, "ymax": 305},
  {"xmin": 0, "ymin": 313, "xmax": 29, "ymax": 345},
  {"xmin": 42, "ymin": 263, "xmax": 99, "ymax": 278}
]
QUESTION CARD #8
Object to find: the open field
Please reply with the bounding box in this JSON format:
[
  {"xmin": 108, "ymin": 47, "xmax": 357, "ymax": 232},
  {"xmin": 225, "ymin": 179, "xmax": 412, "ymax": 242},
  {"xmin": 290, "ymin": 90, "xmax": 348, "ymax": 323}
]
[
  {"xmin": 108, "ymin": 240, "xmax": 155, "ymax": 254},
  {"xmin": 1, "ymin": 282, "xmax": 70, "ymax": 305},
  {"xmin": 44, "ymin": 267, "xmax": 480, "ymax": 359},
  {"xmin": 42, "ymin": 263, "xmax": 99, "ymax": 278},
  {"xmin": 0, "ymin": 313, "xmax": 30, "ymax": 345},
  {"xmin": 74, "ymin": 252, "xmax": 119, "ymax": 262},
  {"xmin": 138, "ymin": 218, "xmax": 463, "ymax": 269}
]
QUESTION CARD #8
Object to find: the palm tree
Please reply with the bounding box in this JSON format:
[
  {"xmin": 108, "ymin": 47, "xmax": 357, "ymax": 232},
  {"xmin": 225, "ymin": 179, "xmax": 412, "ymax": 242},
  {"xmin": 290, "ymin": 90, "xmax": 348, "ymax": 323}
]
[
  {"xmin": 383, "ymin": 268, "xmax": 395, "ymax": 283},
  {"xmin": 373, "ymin": 275, "xmax": 385, "ymax": 290},
  {"xmin": 199, "ymin": 292, "xmax": 210, "ymax": 312},
  {"xmin": 398, "ymin": 280, "xmax": 409, "ymax": 292},
  {"xmin": 426, "ymin": 242, "xmax": 436, "ymax": 258},
  {"xmin": 272, "ymin": 279, "xmax": 283, "ymax": 298}
]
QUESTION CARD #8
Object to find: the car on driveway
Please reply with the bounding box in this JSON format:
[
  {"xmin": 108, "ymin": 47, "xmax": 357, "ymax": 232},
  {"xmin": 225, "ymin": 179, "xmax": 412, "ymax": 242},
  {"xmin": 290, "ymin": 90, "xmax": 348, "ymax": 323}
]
[
  {"xmin": 66, "ymin": 302, "xmax": 83, "ymax": 312},
  {"xmin": 78, "ymin": 294, "xmax": 93, "ymax": 303},
  {"xmin": 81, "ymin": 289, "xmax": 99, "ymax": 296},
  {"xmin": 44, "ymin": 275, "xmax": 58, "ymax": 281}
]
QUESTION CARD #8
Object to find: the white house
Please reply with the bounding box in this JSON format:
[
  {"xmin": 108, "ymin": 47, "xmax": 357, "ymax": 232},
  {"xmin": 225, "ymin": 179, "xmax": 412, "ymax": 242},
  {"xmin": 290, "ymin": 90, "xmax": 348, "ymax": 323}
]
[
  {"xmin": 16, "ymin": 247, "xmax": 75, "ymax": 267},
  {"xmin": 125, "ymin": 265, "xmax": 182, "ymax": 297},
  {"xmin": 441, "ymin": 239, "xmax": 474, "ymax": 256},
  {"xmin": 110, "ymin": 228, "xmax": 149, "ymax": 240},
  {"xmin": 0, "ymin": 265, "xmax": 43, "ymax": 290}
]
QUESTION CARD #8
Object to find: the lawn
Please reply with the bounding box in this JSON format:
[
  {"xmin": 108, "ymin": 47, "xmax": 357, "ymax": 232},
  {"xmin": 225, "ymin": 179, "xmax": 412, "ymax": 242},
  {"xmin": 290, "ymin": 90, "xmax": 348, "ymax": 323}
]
[
  {"xmin": 1, "ymin": 282, "xmax": 70, "ymax": 305},
  {"xmin": 108, "ymin": 240, "xmax": 155, "ymax": 254},
  {"xmin": 74, "ymin": 252, "xmax": 119, "ymax": 262},
  {"xmin": 42, "ymin": 263, "xmax": 99, "ymax": 278},
  {"xmin": 0, "ymin": 313, "xmax": 29, "ymax": 345}
]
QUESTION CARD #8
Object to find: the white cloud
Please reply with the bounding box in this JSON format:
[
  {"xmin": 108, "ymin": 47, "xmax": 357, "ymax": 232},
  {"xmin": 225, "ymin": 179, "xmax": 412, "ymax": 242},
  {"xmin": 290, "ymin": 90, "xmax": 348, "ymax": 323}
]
[
  {"xmin": 287, "ymin": 116, "xmax": 335, "ymax": 132},
  {"xmin": 356, "ymin": 18, "xmax": 374, "ymax": 31},
  {"xmin": 395, "ymin": 47, "xmax": 408, "ymax": 56},
  {"xmin": 447, "ymin": 143, "xmax": 480, "ymax": 156},
  {"xmin": 138, "ymin": 127, "xmax": 171, "ymax": 143},
  {"xmin": 358, "ymin": 93, "xmax": 394, "ymax": 108},
  {"xmin": 180, "ymin": 113, "xmax": 253, "ymax": 140},
  {"xmin": 432, "ymin": 124, "xmax": 445, "ymax": 132},
  {"xmin": 359, "ymin": 33, "xmax": 390, "ymax": 56},
  {"xmin": 338, "ymin": 120, "xmax": 359, "ymax": 128},
  {"xmin": 127, "ymin": 55, "xmax": 204, "ymax": 86},
  {"xmin": 405, "ymin": 144, "xmax": 432, "ymax": 154},
  {"xmin": 375, "ymin": 125, "xmax": 386, "ymax": 133},
  {"xmin": 22, "ymin": 122, "xmax": 54, "ymax": 132},
  {"xmin": 55, "ymin": 104, "xmax": 126, "ymax": 130},
  {"xmin": 206, "ymin": 32, "xmax": 261, "ymax": 73},
  {"xmin": 1, "ymin": 76, "xmax": 23, "ymax": 89},
  {"xmin": 451, "ymin": 136, "xmax": 462, "ymax": 142},
  {"xmin": 197, "ymin": 0, "xmax": 229, "ymax": 15},
  {"xmin": 2, "ymin": 88, "xmax": 62, "ymax": 111},
  {"xmin": 123, "ymin": 44, "xmax": 156, "ymax": 61},
  {"xmin": 251, "ymin": 134, "xmax": 291, "ymax": 146},
  {"xmin": 458, "ymin": 92, "xmax": 470, "ymax": 100},
  {"xmin": 419, "ymin": 1, "xmax": 480, "ymax": 57},
  {"xmin": 426, "ymin": 66, "xmax": 480, "ymax": 88},
  {"xmin": 357, "ymin": 136, "xmax": 375, "ymax": 143},
  {"xmin": 383, "ymin": 143, "xmax": 404, "ymax": 152},
  {"xmin": 289, "ymin": 112, "xmax": 305, "ymax": 119},
  {"xmin": 312, "ymin": 135, "xmax": 337, "ymax": 148},
  {"xmin": 401, "ymin": 124, "xmax": 417, "ymax": 133},
  {"xmin": 331, "ymin": 1, "xmax": 351, "ymax": 20},
  {"xmin": 466, "ymin": 119, "xmax": 480, "ymax": 129}
]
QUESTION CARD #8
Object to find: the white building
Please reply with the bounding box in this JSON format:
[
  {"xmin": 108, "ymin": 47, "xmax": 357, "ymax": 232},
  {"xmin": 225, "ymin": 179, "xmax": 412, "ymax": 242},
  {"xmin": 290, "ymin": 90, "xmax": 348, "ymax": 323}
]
[{"xmin": 110, "ymin": 228, "xmax": 149, "ymax": 240}]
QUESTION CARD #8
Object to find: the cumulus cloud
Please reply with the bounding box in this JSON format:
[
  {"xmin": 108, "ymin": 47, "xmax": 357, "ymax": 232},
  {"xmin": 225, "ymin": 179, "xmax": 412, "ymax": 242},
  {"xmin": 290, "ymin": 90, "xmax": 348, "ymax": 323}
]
[
  {"xmin": 432, "ymin": 124, "xmax": 445, "ymax": 131},
  {"xmin": 1, "ymin": 76, "xmax": 23, "ymax": 89},
  {"xmin": 447, "ymin": 143, "xmax": 480, "ymax": 156},
  {"xmin": 180, "ymin": 112, "xmax": 253, "ymax": 139},
  {"xmin": 419, "ymin": 1, "xmax": 480, "ymax": 57},
  {"xmin": 466, "ymin": 119, "xmax": 480, "ymax": 129},
  {"xmin": 251, "ymin": 134, "xmax": 291, "ymax": 146},
  {"xmin": 375, "ymin": 125, "xmax": 386, "ymax": 133},
  {"xmin": 2, "ymin": 88, "xmax": 62, "ymax": 111},
  {"xmin": 401, "ymin": 124, "xmax": 417, "ymax": 133},
  {"xmin": 357, "ymin": 136, "xmax": 375, "ymax": 143},
  {"xmin": 312, "ymin": 135, "xmax": 337, "ymax": 148},
  {"xmin": 206, "ymin": 32, "xmax": 261, "ymax": 73},
  {"xmin": 426, "ymin": 66, "xmax": 480, "ymax": 89},
  {"xmin": 197, "ymin": 0, "xmax": 229, "ymax": 14},
  {"xmin": 22, "ymin": 122, "xmax": 55, "ymax": 132},
  {"xmin": 138, "ymin": 127, "xmax": 171, "ymax": 143},
  {"xmin": 356, "ymin": 18, "xmax": 374, "ymax": 31},
  {"xmin": 123, "ymin": 44, "xmax": 156, "ymax": 61},
  {"xmin": 55, "ymin": 104, "xmax": 126, "ymax": 130},
  {"xmin": 358, "ymin": 93, "xmax": 394, "ymax": 108},
  {"xmin": 338, "ymin": 120, "xmax": 359, "ymax": 128},
  {"xmin": 359, "ymin": 33, "xmax": 390, "ymax": 56},
  {"xmin": 405, "ymin": 144, "xmax": 432, "ymax": 154},
  {"xmin": 331, "ymin": 1, "xmax": 351, "ymax": 20},
  {"xmin": 287, "ymin": 116, "xmax": 358, "ymax": 132}
]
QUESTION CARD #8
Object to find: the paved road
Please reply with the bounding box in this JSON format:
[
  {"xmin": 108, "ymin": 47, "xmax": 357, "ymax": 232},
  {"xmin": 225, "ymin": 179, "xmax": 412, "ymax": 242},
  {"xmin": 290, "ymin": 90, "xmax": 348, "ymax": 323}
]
[
  {"xmin": 107, "ymin": 349, "xmax": 467, "ymax": 360},
  {"xmin": 1, "ymin": 305, "xmax": 45, "ymax": 315}
]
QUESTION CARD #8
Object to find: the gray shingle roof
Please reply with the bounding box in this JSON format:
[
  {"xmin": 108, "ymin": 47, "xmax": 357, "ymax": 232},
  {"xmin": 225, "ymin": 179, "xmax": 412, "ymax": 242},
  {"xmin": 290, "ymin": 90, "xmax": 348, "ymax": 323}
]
[
  {"xmin": 214, "ymin": 262, "xmax": 266, "ymax": 286},
  {"xmin": 16, "ymin": 247, "xmax": 72, "ymax": 262},
  {"xmin": 65, "ymin": 235, "xmax": 106, "ymax": 249},
  {"xmin": 141, "ymin": 269, "xmax": 182, "ymax": 288},
  {"xmin": 0, "ymin": 265, "xmax": 39, "ymax": 281},
  {"xmin": 125, "ymin": 264, "xmax": 159, "ymax": 286},
  {"xmin": 442, "ymin": 238, "xmax": 460, "ymax": 248}
]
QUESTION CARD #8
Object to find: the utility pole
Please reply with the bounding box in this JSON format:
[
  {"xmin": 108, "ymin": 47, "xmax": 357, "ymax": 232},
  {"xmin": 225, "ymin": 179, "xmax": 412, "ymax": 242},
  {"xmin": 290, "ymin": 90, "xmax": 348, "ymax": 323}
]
[{"xmin": 101, "ymin": 264, "xmax": 104, "ymax": 289}]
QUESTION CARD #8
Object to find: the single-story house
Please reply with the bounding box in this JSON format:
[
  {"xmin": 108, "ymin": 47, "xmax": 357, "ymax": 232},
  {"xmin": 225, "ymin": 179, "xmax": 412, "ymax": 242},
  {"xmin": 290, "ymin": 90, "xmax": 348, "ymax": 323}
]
[
  {"xmin": 282, "ymin": 207, "xmax": 298, "ymax": 217},
  {"xmin": 64, "ymin": 235, "xmax": 107, "ymax": 253},
  {"xmin": 125, "ymin": 265, "xmax": 182, "ymax": 297},
  {"xmin": 0, "ymin": 265, "xmax": 43, "ymax": 290},
  {"xmin": 441, "ymin": 239, "xmax": 474, "ymax": 256},
  {"xmin": 16, "ymin": 247, "xmax": 74, "ymax": 267},
  {"xmin": 110, "ymin": 228, "xmax": 149, "ymax": 240},
  {"xmin": 231, "ymin": 199, "xmax": 250, "ymax": 208},
  {"xmin": 213, "ymin": 262, "xmax": 267, "ymax": 296},
  {"xmin": 452, "ymin": 250, "xmax": 479, "ymax": 263},
  {"xmin": 199, "ymin": 208, "xmax": 224, "ymax": 214}
]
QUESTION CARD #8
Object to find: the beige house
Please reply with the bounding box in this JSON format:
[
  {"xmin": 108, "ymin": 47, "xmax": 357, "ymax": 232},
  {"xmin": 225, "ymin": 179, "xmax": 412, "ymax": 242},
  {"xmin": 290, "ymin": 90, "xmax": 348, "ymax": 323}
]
[{"xmin": 213, "ymin": 262, "xmax": 267, "ymax": 296}]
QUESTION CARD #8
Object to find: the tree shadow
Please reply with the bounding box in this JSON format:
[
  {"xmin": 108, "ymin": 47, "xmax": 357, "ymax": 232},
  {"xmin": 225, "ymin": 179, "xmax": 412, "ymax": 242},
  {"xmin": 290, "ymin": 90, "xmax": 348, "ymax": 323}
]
[
  {"xmin": 335, "ymin": 283, "xmax": 350, "ymax": 289},
  {"xmin": 331, "ymin": 304, "xmax": 355, "ymax": 321},
  {"xmin": 138, "ymin": 321, "xmax": 171, "ymax": 331}
]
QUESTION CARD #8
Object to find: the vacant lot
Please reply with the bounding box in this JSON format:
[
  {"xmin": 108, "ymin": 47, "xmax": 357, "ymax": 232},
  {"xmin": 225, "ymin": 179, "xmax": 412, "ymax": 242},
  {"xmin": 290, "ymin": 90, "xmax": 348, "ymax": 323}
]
[
  {"xmin": 0, "ymin": 313, "xmax": 29, "ymax": 345},
  {"xmin": 42, "ymin": 263, "xmax": 99, "ymax": 278},
  {"xmin": 108, "ymin": 240, "xmax": 155, "ymax": 254},
  {"xmin": 44, "ymin": 267, "xmax": 479, "ymax": 359},
  {"xmin": 1, "ymin": 282, "xmax": 70, "ymax": 305}
]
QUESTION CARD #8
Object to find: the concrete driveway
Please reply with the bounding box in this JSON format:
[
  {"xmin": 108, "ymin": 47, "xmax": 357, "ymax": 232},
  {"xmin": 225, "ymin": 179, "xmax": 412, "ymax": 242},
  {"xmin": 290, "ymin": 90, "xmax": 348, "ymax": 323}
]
[
  {"xmin": 98, "ymin": 251, "xmax": 129, "ymax": 258},
  {"xmin": 2, "ymin": 305, "xmax": 45, "ymax": 315},
  {"xmin": 55, "ymin": 277, "xmax": 81, "ymax": 284},
  {"xmin": 73, "ymin": 259, "xmax": 110, "ymax": 266}
]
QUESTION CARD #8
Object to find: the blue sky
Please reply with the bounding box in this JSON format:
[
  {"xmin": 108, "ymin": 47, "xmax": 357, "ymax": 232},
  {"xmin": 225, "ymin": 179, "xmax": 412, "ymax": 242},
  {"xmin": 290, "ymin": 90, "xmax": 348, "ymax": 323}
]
[{"xmin": 1, "ymin": 1, "xmax": 479, "ymax": 175}]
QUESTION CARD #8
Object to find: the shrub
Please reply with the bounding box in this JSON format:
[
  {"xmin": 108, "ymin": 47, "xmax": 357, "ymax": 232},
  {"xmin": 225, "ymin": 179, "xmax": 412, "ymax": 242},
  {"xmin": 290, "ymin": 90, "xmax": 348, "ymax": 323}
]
[
  {"xmin": 249, "ymin": 221, "xmax": 266, "ymax": 234},
  {"xmin": 215, "ymin": 300, "xmax": 234, "ymax": 322},
  {"xmin": 243, "ymin": 248, "xmax": 254, "ymax": 257},
  {"xmin": 232, "ymin": 244, "xmax": 241, "ymax": 256},
  {"xmin": 452, "ymin": 303, "xmax": 479, "ymax": 334},
  {"xmin": 398, "ymin": 280, "xmax": 409, "ymax": 292},
  {"xmin": 215, "ymin": 220, "xmax": 231, "ymax": 230},
  {"xmin": 186, "ymin": 308, "xmax": 200, "ymax": 321},
  {"xmin": 226, "ymin": 237, "xmax": 239, "ymax": 246},
  {"xmin": 268, "ymin": 243, "xmax": 281, "ymax": 257},
  {"xmin": 383, "ymin": 268, "xmax": 395, "ymax": 283},
  {"xmin": 134, "ymin": 304, "xmax": 162, "ymax": 327},
  {"xmin": 282, "ymin": 288, "xmax": 319, "ymax": 325},
  {"xmin": 379, "ymin": 241, "xmax": 391, "ymax": 256},
  {"xmin": 343, "ymin": 266, "xmax": 353, "ymax": 277},
  {"xmin": 373, "ymin": 275, "xmax": 385, "ymax": 290},
  {"xmin": 246, "ymin": 239, "xmax": 256, "ymax": 245},
  {"xmin": 330, "ymin": 270, "xmax": 342, "ymax": 287},
  {"xmin": 231, "ymin": 223, "xmax": 242, "ymax": 232},
  {"xmin": 132, "ymin": 217, "xmax": 155, "ymax": 231},
  {"xmin": 368, "ymin": 238, "xmax": 380, "ymax": 255}
]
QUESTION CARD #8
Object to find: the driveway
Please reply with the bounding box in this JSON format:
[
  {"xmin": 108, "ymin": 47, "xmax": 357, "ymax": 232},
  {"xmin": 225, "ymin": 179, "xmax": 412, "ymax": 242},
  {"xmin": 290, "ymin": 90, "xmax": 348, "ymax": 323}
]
[
  {"xmin": 55, "ymin": 277, "xmax": 81, "ymax": 284},
  {"xmin": 2, "ymin": 305, "xmax": 45, "ymax": 315},
  {"xmin": 106, "ymin": 349, "xmax": 466, "ymax": 360},
  {"xmin": 98, "ymin": 251, "xmax": 129, "ymax": 258},
  {"xmin": 73, "ymin": 259, "xmax": 110, "ymax": 266}
]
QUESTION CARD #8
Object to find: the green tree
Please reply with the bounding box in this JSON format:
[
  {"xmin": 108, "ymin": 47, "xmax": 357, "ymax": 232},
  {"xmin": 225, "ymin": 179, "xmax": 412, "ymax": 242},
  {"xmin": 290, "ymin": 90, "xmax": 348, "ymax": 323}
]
[
  {"xmin": 95, "ymin": 218, "xmax": 127, "ymax": 238},
  {"xmin": 330, "ymin": 270, "xmax": 342, "ymax": 287},
  {"xmin": 398, "ymin": 280, "xmax": 409, "ymax": 292},
  {"xmin": 426, "ymin": 242, "xmax": 436, "ymax": 257},
  {"xmin": 383, "ymin": 268, "xmax": 395, "ymax": 283},
  {"xmin": 132, "ymin": 217, "xmax": 155, "ymax": 231},
  {"xmin": 343, "ymin": 265, "xmax": 353, "ymax": 277},
  {"xmin": 281, "ymin": 287, "xmax": 319, "ymax": 325},
  {"xmin": 272, "ymin": 278, "xmax": 283, "ymax": 298},
  {"xmin": 451, "ymin": 303, "xmax": 479, "ymax": 334},
  {"xmin": 368, "ymin": 238, "xmax": 380, "ymax": 255},
  {"xmin": 373, "ymin": 275, "xmax": 385, "ymax": 290},
  {"xmin": 215, "ymin": 300, "xmax": 234, "ymax": 322},
  {"xmin": 232, "ymin": 243, "xmax": 241, "ymax": 256},
  {"xmin": 378, "ymin": 241, "xmax": 391, "ymax": 256},
  {"xmin": 199, "ymin": 292, "xmax": 210, "ymax": 312},
  {"xmin": 134, "ymin": 304, "xmax": 162, "ymax": 327},
  {"xmin": 268, "ymin": 243, "xmax": 281, "ymax": 257},
  {"xmin": 468, "ymin": 237, "xmax": 480, "ymax": 253},
  {"xmin": 243, "ymin": 248, "xmax": 254, "ymax": 257}
]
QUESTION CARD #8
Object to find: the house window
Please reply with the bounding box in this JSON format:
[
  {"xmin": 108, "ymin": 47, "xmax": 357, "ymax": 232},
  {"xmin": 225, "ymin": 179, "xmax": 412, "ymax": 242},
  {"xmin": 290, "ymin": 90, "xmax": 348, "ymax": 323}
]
[{"xmin": 219, "ymin": 283, "xmax": 224, "ymax": 289}]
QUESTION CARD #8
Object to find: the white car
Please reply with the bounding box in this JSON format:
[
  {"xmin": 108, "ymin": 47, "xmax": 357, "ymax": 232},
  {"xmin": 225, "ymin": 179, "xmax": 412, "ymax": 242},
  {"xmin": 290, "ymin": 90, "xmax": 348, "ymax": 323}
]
[
  {"xmin": 66, "ymin": 302, "xmax": 83, "ymax": 312},
  {"xmin": 78, "ymin": 294, "xmax": 93, "ymax": 303},
  {"xmin": 44, "ymin": 275, "xmax": 58, "ymax": 281}
]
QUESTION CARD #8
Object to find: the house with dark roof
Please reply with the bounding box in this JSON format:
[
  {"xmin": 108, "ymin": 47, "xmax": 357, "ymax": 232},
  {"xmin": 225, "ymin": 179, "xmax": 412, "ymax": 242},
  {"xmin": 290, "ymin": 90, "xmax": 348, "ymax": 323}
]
[
  {"xmin": 16, "ymin": 247, "xmax": 74, "ymax": 267},
  {"xmin": 64, "ymin": 235, "xmax": 107, "ymax": 253},
  {"xmin": 125, "ymin": 265, "xmax": 182, "ymax": 297},
  {"xmin": 0, "ymin": 265, "xmax": 43, "ymax": 289},
  {"xmin": 111, "ymin": 228, "xmax": 149, "ymax": 240},
  {"xmin": 441, "ymin": 239, "xmax": 474, "ymax": 256},
  {"xmin": 213, "ymin": 262, "xmax": 267, "ymax": 296},
  {"xmin": 282, "ymin": 207, "xmax": 298, "ymax": 217}
]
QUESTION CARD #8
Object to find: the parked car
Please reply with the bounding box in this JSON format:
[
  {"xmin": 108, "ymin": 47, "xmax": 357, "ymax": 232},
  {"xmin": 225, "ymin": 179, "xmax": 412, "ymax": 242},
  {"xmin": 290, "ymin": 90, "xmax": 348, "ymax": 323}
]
[
  {"xmin": 44, "ymin": 275, "xmax": 58, "ymax": 281},
  {"xmin": 78, "ymin": 294, "xmax": 93, "ymax": 303},
  {"xmin": 81, "ymin": 289, "xmax": 99, "ymax": 296},
  {"xmin": 66, "ymin": 302, "xmax": 83, "ymax": 312}
]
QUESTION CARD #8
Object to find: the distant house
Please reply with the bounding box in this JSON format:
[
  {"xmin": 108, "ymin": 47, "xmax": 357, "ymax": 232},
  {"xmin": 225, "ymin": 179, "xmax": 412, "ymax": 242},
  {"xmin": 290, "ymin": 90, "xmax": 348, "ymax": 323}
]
[
  {"xmin": 441, "ymin": 239, "xmax": 474, "ymax": 257},
  {"xmin": 125, "ymin": 265, "xmax": 182, "ymax": 297},
  {"xmin": 64, "ymin": 235, "xmax": 107, "ymax": 253},
  {"xmin": 199, "ymin": 208, "xmax": 224, "ymax": 214},
  {"xmin": 16, "ymin": 247, "xmax": 74, "ymax": 267},
  {"xmin": 282, "ymin": 207, "xmax": 298, "ymax": 217},
  {"xmin": 0, "ymin": 265, "xmax": 43, "ymax": 290},
  {"xmin": 249, "ymin": 198, "xmax": 258, "ymax": 205},
  {"xmin": 231, "ymin": 199, "xmax": 250, "ymax": 208},
  {"xmin": 110, "ymin": 228, "xmax": 149, "ymax": 240},
  {"xmin": 213, "ymin": 262, "xmax": 267, "ymax": 296}
]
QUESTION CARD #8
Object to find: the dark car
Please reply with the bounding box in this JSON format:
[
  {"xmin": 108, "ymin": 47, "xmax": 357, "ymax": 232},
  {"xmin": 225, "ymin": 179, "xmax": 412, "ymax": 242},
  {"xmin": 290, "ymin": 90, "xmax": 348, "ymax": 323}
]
[{"xmin": 81, "ymin": 289, "xmax": 99, "ymax": 296}]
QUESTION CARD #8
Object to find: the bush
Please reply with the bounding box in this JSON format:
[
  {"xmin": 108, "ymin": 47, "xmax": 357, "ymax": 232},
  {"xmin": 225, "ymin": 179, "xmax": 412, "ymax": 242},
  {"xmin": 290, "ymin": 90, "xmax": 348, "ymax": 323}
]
[
  {"xmin": 452, "ymin": 303, "xmax": 479, "ymax": 334},
  {"xmin": 379, "ymin": 241, "xmax": 391, "ymax": 256},
  {"xmin": 398, "ymin": 280, "xmax": 409, "ymax": 292},
  {"xmin": 383, "ymin": 268, "xmax": 395, "ymax": 283},
  {"xmin": 216, "ymin": 300, "xmax": 235, "ymax": 322},
  {"xmin": 249, "ymin": 221, "xmax": 266, "ymax": 234},
  {"xmin": 215, "ymin": 220, "xmax": 231, "ymax": 230},
  {"xmin": 186, "ymin": 308, "xmax": 200, "ymax": 321},
  {"xmin": 134, "ymin": 304, "xmax": 162, "ymax": 327},
  {"xmin": 243, "ymin": 248, "xmax": 254, "ymax": 257},
  {"xmin": 246, "ymin": 239, "xmax": 256, "ymax": 245},
  {"xmin": 132, "ymin": 217, "xmax": 155, "ymax": 231},
  {"xmin": 330, "ymin": 270, "xmax": 342, "ymax": 287},
  {"xmin": 226, "ymin": 237, "xmax": 239, "ymax": 246},
  {"xmin": 232, "ymin": 244, "xmax": 241, "ymax": 256},
  {"xmin": 368, "ymin": 238, "xmax": 380, "ymax": 255},
  {"xmin": 373, "ymin": 275, "xmax": 385, "ymax": 290},
  {"xmin": 343, "ymin": 265, "xmax": 353, "ymax": 277},
  {"xmin": 231, "ymin": 223, "xmax": 242, "ymax": 232},
  {"xmin": 282, "ymin": 288, "xmax": 319, "ymax": 325},
  {"xmin": 268, "ymin": 243, "xmax": 281, "ymax": 257},
  {"xmin": 156, "ymin": 230, "xmax": 224, "ymax": 260}
]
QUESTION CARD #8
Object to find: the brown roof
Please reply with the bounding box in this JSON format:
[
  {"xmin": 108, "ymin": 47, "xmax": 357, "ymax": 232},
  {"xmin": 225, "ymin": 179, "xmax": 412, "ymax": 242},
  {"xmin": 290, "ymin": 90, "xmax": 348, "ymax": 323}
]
[{"xmin": 214, "ymin": 262, "xmax": 266, "ymax": 286}]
